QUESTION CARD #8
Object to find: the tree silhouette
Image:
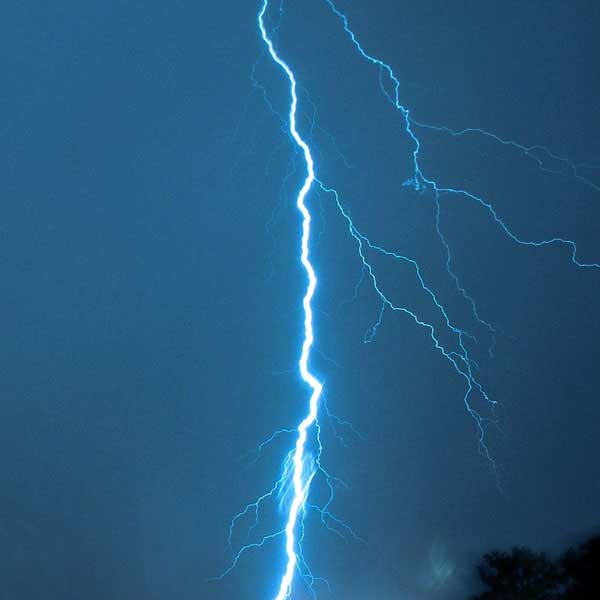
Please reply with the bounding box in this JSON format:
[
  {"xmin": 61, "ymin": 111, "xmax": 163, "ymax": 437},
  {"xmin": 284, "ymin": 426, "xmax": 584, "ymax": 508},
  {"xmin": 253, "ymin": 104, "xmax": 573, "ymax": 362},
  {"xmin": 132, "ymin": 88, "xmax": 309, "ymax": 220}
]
[
  {"xmin": 468, "ymin": 536, "xmax": 600, "ymax": 600},
  {"xmin": 469, "ymin": 547, "xmax": 559, "ymax": 600},
  {"xmin": 560, "ymin": 536, "xmax": 600, "ymax": 599}
]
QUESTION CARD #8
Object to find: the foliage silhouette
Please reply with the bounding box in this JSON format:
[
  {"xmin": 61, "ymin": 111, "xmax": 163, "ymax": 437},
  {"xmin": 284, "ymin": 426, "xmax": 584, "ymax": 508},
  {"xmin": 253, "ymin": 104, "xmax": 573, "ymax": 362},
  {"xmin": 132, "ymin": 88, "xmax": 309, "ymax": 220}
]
[
  {"xmin": 469, "ymin": 547, "xmax": 559, "ymax": 600},
  {"xmin": 468, "ymin": 536, "xmax": 600, "ymax": 600},
  {"xmin": 560, "ymin": 535, "xmax": 600, "ymax": 599}
]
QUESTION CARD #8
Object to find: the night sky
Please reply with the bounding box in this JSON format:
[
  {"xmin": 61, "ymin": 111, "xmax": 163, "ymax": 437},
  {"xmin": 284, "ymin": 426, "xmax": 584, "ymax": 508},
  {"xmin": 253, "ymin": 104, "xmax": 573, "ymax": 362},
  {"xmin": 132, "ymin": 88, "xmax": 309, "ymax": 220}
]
[{"xmin": 2, "ymin": 1, "xmax": 599, "ymax": 599}]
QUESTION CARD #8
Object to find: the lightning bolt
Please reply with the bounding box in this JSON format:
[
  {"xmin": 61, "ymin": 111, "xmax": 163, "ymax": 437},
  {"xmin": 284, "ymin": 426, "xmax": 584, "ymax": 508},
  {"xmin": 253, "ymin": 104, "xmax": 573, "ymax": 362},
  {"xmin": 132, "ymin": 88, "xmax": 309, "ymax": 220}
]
[
  {"xmin": 257, "ymin": 3, "xmax": 324, "ymax": 598},
  {"xmin": 215, "ymin": 1, "xmax": 599, "ymax": 597}
]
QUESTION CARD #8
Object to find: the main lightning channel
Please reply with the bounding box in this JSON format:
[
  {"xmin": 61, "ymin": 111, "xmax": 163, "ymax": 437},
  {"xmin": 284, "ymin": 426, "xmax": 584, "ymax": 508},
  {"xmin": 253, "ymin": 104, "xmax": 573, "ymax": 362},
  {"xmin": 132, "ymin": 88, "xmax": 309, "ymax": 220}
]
[{"xmin": 258, "ymin": 2, "xmax": 322, "ymax": 598}]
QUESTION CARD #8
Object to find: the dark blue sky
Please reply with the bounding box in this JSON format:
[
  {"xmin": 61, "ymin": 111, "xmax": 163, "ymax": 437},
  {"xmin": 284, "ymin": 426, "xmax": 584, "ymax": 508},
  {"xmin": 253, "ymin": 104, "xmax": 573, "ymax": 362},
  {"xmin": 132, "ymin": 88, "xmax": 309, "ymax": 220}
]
[{"xmin": 1, "ymin": 1, "xmax": 599, "ymax": 599}]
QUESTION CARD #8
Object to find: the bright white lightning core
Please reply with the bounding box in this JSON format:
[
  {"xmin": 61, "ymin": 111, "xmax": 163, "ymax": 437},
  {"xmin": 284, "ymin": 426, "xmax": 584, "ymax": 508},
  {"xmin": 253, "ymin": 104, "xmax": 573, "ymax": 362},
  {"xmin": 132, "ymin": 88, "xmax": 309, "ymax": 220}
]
[{"xmin": 258, "ymin": 1, "xmax": 322, "ymax": 598}]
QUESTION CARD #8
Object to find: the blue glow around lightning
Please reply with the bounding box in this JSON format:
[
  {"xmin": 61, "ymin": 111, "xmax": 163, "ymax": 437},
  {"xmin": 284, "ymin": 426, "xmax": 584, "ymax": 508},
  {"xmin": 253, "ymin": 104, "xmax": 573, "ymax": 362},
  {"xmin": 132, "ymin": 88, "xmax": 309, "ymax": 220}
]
[
  {"xmin": 261, "ymin": 2, "xmax": 321, "ymax": 598},
  {"xmin": 215, "ymin": 1, "xmax": 599, "ymax": 598}
]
